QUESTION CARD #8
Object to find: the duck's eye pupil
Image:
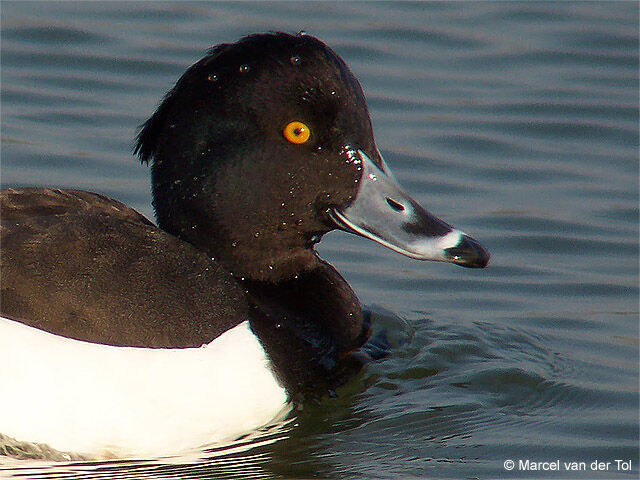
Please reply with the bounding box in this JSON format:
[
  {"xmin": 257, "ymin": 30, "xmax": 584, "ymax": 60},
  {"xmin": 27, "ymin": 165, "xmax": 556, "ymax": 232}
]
[{"xmin": 284, "ymin": 121, "xmax": 311, "ymax": 144}]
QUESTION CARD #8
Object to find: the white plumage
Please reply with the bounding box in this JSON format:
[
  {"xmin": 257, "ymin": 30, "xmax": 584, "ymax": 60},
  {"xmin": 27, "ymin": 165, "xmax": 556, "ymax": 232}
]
[{"xmin": 0, "ymin": 317, "xmax": 288, "ymax": 459}]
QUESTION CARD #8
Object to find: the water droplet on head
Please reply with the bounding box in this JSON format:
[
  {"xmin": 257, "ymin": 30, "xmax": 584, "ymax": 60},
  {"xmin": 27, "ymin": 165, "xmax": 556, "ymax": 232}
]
[
  {"xmin": 368, "ymin": 173, "xmax": 377, "ymax": 181},
  {"xmin": 254, "ymin": 231, "xmax": 260, "ymax": 238},
  {"xmin": 207, "ymin": 73, "xmax": 218, "ymax": 82},
  {"xmin": 290, "ymin": 55, "xmax": 301, "ymax": 66},
  {"xmin": 280, "ymin": 202, "xmax": 286, "ymax": 207},
  {"xmin": 231, "ymin": 241, "xmax": 238, "ymax": 248},
  {"xmin": 296, "ymin": 219, "xmax": 303, "ymax": 225},
  {"xmin": 239, "ymin": 64, "xmax": 250, "ymax": 73}
]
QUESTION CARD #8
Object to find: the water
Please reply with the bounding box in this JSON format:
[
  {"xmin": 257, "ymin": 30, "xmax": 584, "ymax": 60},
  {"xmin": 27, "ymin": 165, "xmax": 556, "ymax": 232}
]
[{"xmin": 1, "ymin": 2, "xmax": 638, "ymax": 478}]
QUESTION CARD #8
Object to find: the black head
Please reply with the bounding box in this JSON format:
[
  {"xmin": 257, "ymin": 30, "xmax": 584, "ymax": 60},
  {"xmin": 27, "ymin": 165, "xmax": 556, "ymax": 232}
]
[
  {"xmin": 135, "ymin": 32, "xmax": 489, "ymax": 282},
  {"xmin": 135, "ymin": 32, "xmax": 374, "ymax": 281}
]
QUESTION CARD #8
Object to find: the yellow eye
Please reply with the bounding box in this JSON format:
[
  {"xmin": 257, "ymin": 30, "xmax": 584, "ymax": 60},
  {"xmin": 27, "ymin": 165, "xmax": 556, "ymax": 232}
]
[{"xmin": 283, "ymin": 121, "xmax": 311, "ymax": 144}]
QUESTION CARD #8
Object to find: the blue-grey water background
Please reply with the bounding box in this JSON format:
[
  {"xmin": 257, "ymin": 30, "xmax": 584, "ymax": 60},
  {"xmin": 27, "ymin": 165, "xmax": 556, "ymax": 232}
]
[{"xmin": 1, "ymin": 1, "xmax": 638, "ymax": 479}]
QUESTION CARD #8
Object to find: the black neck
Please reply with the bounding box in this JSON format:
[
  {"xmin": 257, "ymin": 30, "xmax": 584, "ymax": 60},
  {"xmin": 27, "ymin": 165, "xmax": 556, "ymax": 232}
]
[{"xmin": 244, "ymin": 260, "xmax": 369, "ymax": 399}]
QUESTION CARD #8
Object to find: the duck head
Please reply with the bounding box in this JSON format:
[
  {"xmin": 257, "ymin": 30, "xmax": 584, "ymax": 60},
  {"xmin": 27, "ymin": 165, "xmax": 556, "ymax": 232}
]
[{"xmin": 135, "ymin": 32, "xmax": 489, "ymax": 282}]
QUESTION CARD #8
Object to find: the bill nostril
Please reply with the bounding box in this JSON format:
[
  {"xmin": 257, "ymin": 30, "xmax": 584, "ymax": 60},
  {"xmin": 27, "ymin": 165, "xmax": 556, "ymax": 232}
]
[{"xmin": 386, "ymin": 197, "xmax": 405, "ymax": 212}]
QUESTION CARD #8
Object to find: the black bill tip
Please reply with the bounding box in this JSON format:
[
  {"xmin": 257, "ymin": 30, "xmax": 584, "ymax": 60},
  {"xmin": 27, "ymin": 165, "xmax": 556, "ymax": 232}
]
[{"xmin": 444, "ymin": 234, "xmax": 490, "ymax": 269}]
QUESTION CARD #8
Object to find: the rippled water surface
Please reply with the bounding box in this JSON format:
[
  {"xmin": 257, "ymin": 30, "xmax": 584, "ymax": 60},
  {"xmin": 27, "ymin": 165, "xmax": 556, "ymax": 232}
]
[{"xmin": 1, "ymin": 2, "xmax": 638, "ymax": 479}]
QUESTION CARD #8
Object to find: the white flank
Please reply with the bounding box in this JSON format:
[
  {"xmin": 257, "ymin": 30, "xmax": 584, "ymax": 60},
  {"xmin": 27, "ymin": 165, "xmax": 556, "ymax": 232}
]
[{"xmin": 0, "ymin": 317, "xmax": 288, "ymax": 459}]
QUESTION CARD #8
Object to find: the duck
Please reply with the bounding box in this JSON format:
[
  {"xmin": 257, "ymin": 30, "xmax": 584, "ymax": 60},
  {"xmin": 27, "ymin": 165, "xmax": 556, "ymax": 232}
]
[{"xmin": 0, "ymin": 32, "xmax": 489, "ymax": 459}]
